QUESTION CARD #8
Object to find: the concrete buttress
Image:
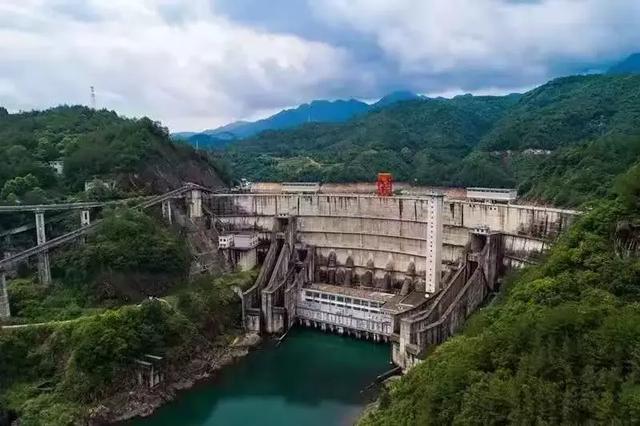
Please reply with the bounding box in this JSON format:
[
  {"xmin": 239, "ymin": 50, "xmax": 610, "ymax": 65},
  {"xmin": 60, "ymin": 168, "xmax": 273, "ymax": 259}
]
[
  {"xmin": 162, "ymin": 199, "xmax": 173, "ymax": 224},
  {"xmin": 188, "ymin": 190, "xmax": 203, "ymax": 218}
]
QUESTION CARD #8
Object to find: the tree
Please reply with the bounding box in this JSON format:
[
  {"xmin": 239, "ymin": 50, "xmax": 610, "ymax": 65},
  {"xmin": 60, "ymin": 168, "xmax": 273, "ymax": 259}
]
[
  {"xmin": 615, "ymin": 162, "xmax": 640, "ymax": 209},
  {"xmin": 1, "ymin": 174, "xmax": 41, "ymax": 200}
]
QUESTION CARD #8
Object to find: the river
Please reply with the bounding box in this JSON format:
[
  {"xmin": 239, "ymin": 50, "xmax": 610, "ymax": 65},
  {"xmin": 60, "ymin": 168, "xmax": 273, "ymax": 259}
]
[{"xmin": 126, "ymin": 328, "xmax": 391, "ymax": 426}]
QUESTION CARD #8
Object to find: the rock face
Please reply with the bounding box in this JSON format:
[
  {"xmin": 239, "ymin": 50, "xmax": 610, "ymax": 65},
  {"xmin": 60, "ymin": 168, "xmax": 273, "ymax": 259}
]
[
  {"xmin": 88, "ymin": 333, "xmax": 262, "ymax": 425},
  {"xmin": 232, "ymin": 333, "xmax": 262, "ymax": 348},
  {"xmin": 122, "ymin": 143, "xmax": 227, "ymax": 194}
]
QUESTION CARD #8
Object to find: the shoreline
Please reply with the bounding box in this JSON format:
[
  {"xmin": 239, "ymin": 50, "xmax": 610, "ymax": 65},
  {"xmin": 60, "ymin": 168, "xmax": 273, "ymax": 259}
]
[{"xmin": 88, "ymin": 332, "xmax": 262, "ymax": 425}]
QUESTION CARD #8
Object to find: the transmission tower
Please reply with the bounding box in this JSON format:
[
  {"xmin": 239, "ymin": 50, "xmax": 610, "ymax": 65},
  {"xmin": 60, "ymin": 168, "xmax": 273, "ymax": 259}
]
[{"xmin": 90, "ymin": 86, "xmax": 96, "ymax": 109}]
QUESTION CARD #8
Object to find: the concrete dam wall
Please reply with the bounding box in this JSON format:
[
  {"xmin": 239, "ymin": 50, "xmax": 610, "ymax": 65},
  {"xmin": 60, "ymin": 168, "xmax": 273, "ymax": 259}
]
[
  {"xmin": 209, "ymin": 192, "xmax": 578, "ymax": 370},
  {"xmin": 209, "ymin": 194, "xmax": 445, "ymax": 293},
  {"xmin": 208, "ymin": 194, "xmax": 577, "ymax": 279}
]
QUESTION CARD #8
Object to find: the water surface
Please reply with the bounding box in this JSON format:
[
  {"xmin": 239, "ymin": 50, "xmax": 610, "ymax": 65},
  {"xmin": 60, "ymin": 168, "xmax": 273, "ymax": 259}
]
[{"xmin": 128, "ymin": 328, "xmax": 391, "ymax": 426}]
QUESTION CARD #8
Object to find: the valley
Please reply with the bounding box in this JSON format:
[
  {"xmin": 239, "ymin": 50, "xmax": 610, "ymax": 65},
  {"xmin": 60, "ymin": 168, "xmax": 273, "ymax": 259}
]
[{"xmin": 1, "ymin": 67, "xmax": 640, "ymax": 426}]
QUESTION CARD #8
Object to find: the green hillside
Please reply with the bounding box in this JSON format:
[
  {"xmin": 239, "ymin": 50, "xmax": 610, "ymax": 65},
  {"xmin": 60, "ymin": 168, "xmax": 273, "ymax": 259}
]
[
  {"xmin": 518, "ymin": 135, "xmax": 640, "ymax": 206},
  {"xmin": 225, "ymin": 94, "xmax": 521, "ymax": 185},
  {"xmin": 224, "ymin": 74, "xmax": 640, "ymax": 207},
  {"xmin": 0, "ymin": 105, "xmax": 226, "ymax": 207},
  {"xmin": 360, "ymin": 161, "xmax": 640, "ymax": 426},
  {"xmin": 481, "ymin": 74, "xmax": 640, "ymax": 151}
]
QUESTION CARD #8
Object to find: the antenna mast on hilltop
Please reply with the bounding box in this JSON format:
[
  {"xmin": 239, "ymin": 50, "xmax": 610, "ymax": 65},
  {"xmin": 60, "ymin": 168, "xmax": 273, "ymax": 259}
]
[{"xmin": 90, "ymin": 86, "xmax": 96, "ymax": 109}]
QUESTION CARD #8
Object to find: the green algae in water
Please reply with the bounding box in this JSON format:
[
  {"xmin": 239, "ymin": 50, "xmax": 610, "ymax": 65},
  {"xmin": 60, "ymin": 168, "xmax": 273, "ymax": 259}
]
[{"xmin": 127, "ymin": 328, "xmax": 391, "ymax": 426}]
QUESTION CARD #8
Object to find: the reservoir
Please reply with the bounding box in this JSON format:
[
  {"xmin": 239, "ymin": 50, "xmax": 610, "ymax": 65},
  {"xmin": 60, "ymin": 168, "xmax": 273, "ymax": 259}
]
[{"xmin": 128, "ymin": 328, "xmax": 391, "ymax": 426}]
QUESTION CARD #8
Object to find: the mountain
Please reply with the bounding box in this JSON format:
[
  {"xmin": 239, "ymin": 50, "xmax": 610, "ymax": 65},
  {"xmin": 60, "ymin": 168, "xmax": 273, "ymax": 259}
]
[
  {"xmin": 372, "ymin": 90, "xmax": 421, "ymax": 108},
  {"xmin": 0, "ymin": 105, "xmax": 226, "ymax": 207},
  {"xmin": 224, "ymin": 94, "xmax": 521, "ymax": 185},
  {"xmin": 171, "ymin": 131, "xmax": 198, "ymax": 140},
  {"xmin": 203, "ymin": 99, "xmax": 370, "ymax": 140},
  {"xmin": 608, "ymin": 52, "xmax": 640, "ymax": 74},
  {"xmin": 178, "ymin": 91, "xmax": 421, "ymax": 144},
  {"xmin": 185, "ymin": 132, "xmax": 235, "ymax": 150},
  {"xmin": 204, "ymin": 120, "xmax": 250, "ymax": 136},
  {"xmin": 481, "ymin": 74, "xmax": 640, "ymax": 151},
  {"xmin": 224, "ymin": 74, "xmax": 640, "ymax": 206}
]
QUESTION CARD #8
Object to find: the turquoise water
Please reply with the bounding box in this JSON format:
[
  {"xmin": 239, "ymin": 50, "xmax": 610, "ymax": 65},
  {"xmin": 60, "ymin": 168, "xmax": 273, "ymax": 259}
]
[{"xmin": 127, "ymin": 328, "xmax": 391, "ymax": 426}]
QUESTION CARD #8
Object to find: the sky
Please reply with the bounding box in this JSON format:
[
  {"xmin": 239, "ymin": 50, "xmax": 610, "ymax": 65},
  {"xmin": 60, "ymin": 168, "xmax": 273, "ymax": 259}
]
[{"xmin": 1, "ymin": 0, "xmax": 639, "ymax": 132}]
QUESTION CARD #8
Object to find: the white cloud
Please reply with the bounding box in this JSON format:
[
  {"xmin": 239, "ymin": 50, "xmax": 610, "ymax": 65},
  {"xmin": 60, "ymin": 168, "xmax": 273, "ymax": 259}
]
[
  {"xmin": 0, "ymin": 0, "xmax": 351, "ymax": 131},
  {"xmin": 1, "ymin": 0, "xmax": 639, "ymax": 131},
  {"xmin": 312, "ymin": 0, "xmax": 640, "ymax": 84}
]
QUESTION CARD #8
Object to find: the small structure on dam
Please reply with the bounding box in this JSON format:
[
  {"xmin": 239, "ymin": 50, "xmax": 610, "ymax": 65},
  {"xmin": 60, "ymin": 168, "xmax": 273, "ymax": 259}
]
[
  {"xmin": 207, "ymin": 190, "xmax": 578, "ymax": 370},
  {"xmin": 218, "ymin": 232, "xmax": 259, "ymax": 271}
]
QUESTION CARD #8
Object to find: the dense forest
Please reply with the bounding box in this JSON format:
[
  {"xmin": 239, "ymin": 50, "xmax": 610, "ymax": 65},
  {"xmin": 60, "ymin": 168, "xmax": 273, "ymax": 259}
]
[
  {"xmin": 222, "ymin": 74, "xmax": 640, "ymax": 207},
  {"xmin": 0, "ymin": 105, "xmax": 226, "ymax": 209},
  {"xmin": 0, "ymin": 106, "xmax": 248, "ymax": 424},
  {"xmin": 224, "ymin": 94, "xmax": 522, "ymax": 185},
  {"xmin": 0, "ymin": 270, "xmax": 257, "ymax": 424},
  {"xmin": 0, "ymin": 206, "xmax": 258, "ymax": 424}
]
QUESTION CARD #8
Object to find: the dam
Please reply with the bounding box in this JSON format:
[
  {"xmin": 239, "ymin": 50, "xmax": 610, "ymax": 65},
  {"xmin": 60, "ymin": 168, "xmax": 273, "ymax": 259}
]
[
  {"xmin": 206, "ymin": 189, "xmax": 578, "ymax": 369},
  {"xmin": 0, "ymin": 184, "xmax": 578, "ymax": 370}
]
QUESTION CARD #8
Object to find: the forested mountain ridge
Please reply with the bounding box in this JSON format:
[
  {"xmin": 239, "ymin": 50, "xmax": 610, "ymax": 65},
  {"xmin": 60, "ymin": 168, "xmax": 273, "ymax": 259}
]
[
  {"xmin": 205, "ymin": 98, "xmax": 370, "ymax": 139},
  {"xmin": 481, "ymin": 74, "xmax": 640, "ymax": 151},
  {"xmin": 608, "ymin": 52, "xmax": 640, "ymax": 75},
  {"xmin": 223, "ymin": 74, "xmax": 640, "ymax": 207},
  {"xmin": 225, "ymin": 94, "xmax": 521, "ymax": 184},
  {"xmin": 0, "ymin": 105, "xmax": 226, "ymax": 206},
  {"xmin": 174, "ymin": 91, "xmax": 422, "ymax": 148}
]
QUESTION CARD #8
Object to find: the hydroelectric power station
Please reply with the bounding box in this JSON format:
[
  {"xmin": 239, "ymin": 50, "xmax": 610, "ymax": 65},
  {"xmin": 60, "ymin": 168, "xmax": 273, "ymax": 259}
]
[
  {"xmin": 208, "ymin": 184, "xmax": 577, "ymax": 370},
  {"xmin": 0, "ymin": 182, "xmax": 578, "ymax": 371}
]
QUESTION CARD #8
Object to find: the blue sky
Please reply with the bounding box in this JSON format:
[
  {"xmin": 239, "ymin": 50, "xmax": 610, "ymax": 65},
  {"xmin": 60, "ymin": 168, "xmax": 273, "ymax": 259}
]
[{"xmin": 0, "ymin": 0, "xmax": 638, "ymax": 131}]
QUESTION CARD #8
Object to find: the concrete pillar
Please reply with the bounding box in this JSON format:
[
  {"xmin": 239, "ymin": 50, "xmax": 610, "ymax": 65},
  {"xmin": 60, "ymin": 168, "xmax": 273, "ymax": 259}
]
[
  {"xmin": 425, "ymin": 195, "xmax": 444, "ymax": 294},
  {"xmin": 149, "ymin": 366, "xmax": 155, "ymax": 388},
  {"xmin": 0, "ymin": 273, "xmax": 10, "ymax": 318},
  {"xmin": 80, "ymin": 210, "xmax": 91, "ymax": 227},
  {"xmin": 161, "ymin": 199, "xmax": 173, "ymax": 224},
  {"xmin": 35, "ymin": 211, "xmax": 46, "ymax": 245},
  {"xmin": 79, "ymin": 210, "xmax": 91, "ymax": 244},
  {"xmin": 35, "ymin": 211, "xmax": 52, "ymax": 286},
  {"xmin": 262, "ymin": 290, "xmax": 273, "ymax": 333},
  {"xmin": 188, "ymin": 189, "xmax": 202, "ymax": 218},
  {"xmin": 395, "ymin": 318, "xmax": 412, "ymax": 369}
]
